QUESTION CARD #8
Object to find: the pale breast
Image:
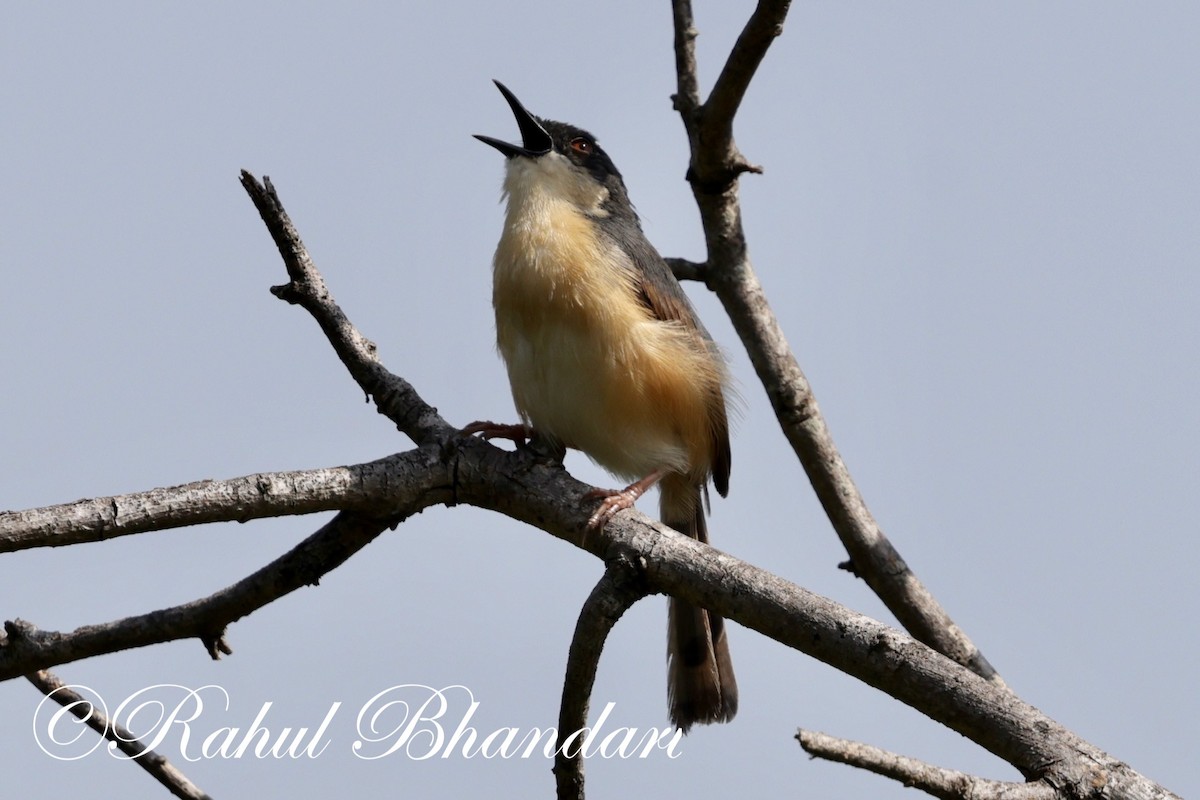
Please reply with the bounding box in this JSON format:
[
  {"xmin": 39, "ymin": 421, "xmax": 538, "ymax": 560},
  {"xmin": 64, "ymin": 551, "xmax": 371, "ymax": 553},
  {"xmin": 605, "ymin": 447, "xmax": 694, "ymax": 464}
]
[{"xmin": 492, "ymin": 194, "xmax": 716, "ymax": 482}]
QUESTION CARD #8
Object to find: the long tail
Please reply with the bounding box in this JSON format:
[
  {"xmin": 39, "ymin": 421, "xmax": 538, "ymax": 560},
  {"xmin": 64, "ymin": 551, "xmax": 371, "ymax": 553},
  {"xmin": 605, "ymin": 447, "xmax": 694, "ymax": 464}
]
[{"xmin": 661, "ymin": 478, "xmax": 737, "ymax": 732}]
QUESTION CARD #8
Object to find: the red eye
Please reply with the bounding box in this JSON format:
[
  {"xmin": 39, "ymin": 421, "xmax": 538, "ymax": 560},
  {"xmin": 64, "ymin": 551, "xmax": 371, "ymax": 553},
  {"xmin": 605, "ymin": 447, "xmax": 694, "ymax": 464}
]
[{"xmin": 570, "ymin": 137, "xmax": 593, "ymax": 155}]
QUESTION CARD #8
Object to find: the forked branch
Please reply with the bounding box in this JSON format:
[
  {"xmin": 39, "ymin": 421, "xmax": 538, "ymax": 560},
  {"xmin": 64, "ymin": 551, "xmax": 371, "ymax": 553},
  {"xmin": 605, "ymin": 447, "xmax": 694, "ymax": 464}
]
[
  {"xmin": 668, "ymin": 0, "xmax": 1000, "ymax": 685},
  {"xmin": 1, "ymin": 510, "xmax": 405, "ymax": 680}
]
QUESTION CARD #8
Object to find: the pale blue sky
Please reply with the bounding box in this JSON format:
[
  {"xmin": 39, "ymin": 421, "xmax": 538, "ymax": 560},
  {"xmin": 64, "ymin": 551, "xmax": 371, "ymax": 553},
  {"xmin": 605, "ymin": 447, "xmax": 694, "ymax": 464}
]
[{"xmin": 3, "ymin": 3, "xmax": 1196, "ymax": 797}]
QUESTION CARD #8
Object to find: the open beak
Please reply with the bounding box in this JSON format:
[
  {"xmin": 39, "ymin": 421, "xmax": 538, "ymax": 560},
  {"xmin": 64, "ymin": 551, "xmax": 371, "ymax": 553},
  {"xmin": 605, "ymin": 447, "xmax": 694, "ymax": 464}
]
[{"xmin": 474, "ymin": 80, "xmax": 553, "ymax": 158}]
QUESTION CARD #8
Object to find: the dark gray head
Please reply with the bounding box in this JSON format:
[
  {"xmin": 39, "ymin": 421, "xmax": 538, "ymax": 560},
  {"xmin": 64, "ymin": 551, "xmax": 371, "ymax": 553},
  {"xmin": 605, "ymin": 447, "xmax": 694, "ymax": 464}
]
[{"xmin": 475, "ymin": 80, "xmax": 636, "ymax": 222}]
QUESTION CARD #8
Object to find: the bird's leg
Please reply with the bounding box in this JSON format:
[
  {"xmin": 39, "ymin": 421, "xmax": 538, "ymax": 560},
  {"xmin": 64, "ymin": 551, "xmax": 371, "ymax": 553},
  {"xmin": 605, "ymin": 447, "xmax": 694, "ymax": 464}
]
[
  {"xmin": 585, "ymin": 468, "xmax": 667, "ymax": 530},
  {"xmin": 461, "ymin": 420, "xmax": 530, "ymax": 446}
]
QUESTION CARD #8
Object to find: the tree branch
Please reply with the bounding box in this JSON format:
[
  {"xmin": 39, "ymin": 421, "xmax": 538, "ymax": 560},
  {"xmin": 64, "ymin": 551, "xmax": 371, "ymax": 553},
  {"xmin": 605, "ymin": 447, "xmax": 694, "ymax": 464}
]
[
  {"xmin": 0, "ymin": 453, "xmax": 424, "ymax": 554},
  {"xmin": 628, "ymin": 518, "xmax": 1174, "ymax": 800},
  {"xmin": 669, "ymin": 0, "xmax": 1000, "ymax": 684},
  {"xmin": 554, "ymin": 556, "xmax": 650, "ymax": 800},
  {"xmin": 663, "ymin": 12, "xmax": 1181, "ymax": 795},
  {"xmin": 27, "ymin": 670, "xmax": 213, "ymax": 800},
  {"xmin": 672, "ymin": 0, "xmax": 781, "ymax": 187},
  {"xmin": 706, "ymin": 0, "xmax": 791, "ymax": 163},
  {"xmin": 0, "ymin": 425, "xmax": 599, "ymax": 681},
  {"xmin": 4, "ymin": 436, "xmax": 1178, "ymax": 798},
  {"xmin": 239, "ymin": 171, "xmax": 455, "ymax": 446},
  {"xmin": 0, "ymin": 454, "xmax": 450, "ymax": 680},
  {"xmin": 797, "ymin": 730, "xmax": 1058, "ymax": 800}
]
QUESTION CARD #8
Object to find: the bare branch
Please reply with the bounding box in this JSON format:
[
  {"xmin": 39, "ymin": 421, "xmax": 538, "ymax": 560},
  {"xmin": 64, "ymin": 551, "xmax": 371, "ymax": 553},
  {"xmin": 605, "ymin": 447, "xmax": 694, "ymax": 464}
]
[
  {"xmin": 0, "ymin": 450, "xmax": 451, "ymax": 681},
  {"xmin": 554, "ymin": 557, "xmax": 650, "ymax": 800},
  {"xmin": 0, "ymin": 423, "xmax": 599, "ymax": 681},
  {"xmin": 797, "ymin": 730, "xmax": 1057, "ymax": 800},
  {"xmin": 616, "ymin": 519, "xmax": 1176, "ymax": 800},
  {"xmin": 435, "ymin": 432, "xmax": 1156, "ymax": 795},
  {"xmin": 4, "ymin": 429, "xmax": 1178, "ymax": 798},
  {"xmin": 239, "ymin": 171, "xmax": 455, "ymax": 446},
  {"xmin": 670, "ymin": 1, "xmax": 1000, "ymax": 684},
  {"xmin": 706, "ymin": 0, "xmax": 791, "ymax": 161},
  {"xmin": 27, "ymin": 670, "xmax": 213, "ymax": 800},
  {"xmin": 1, "ymin": 453, "xmax": 421, "ymax": 554},
  {"xmin": 673, "ymin": 0, "xmax": 784, "ymax": 189},
  {"xmin": 732, "ymin": 276, "xmax": 1002, "ymax": 679}
]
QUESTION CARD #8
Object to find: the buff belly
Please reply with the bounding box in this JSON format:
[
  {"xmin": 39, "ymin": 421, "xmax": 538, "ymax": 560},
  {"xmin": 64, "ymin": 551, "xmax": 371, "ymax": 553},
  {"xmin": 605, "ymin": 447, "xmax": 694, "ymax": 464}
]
[{"xmin": 491, "ymin": 186, "xmax": 715, "ymax": 483}]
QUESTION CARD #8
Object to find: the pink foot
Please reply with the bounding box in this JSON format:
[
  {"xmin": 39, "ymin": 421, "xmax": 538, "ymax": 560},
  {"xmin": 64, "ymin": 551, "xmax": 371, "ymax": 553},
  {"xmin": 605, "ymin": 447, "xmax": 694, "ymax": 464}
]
[
  {"xmin": 461, "ymin": 420, "xmax": 529, "ymax": 446},
  {"xmin": 584, "ymin": 469, "xmax": 666, "ymax": 530}
]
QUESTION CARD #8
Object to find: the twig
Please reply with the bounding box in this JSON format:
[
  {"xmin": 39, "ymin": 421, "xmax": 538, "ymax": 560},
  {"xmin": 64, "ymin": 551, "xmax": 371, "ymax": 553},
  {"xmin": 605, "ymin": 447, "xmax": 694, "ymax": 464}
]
[
  {"xmin": 706, "ymin": 0, "xmax": 791, "ymax": 159},
  {"xmin": 669, "ymin": 0, "xmax": 1000, "ymax": 684},
  {"xmin": 670, "ymin": 0, "xmax": 701, "ymax": 115},
  {"xmin": 554, "ymin": 557, "xmax": 650, "ymax": 800},
  {"xmin": 239, "ymin": 171, "xmax": 454, "ymax": 446},
  {"xmin": 664, "ymin": 257, "xmax": 707, "ymax": 283},
  {"xmin": 797, "ymin": 730, "xmax": 1057, "ymax": 800},
  {"xmin": 27, "ymin": 670, "xmax": 213, "ymax": 800}
]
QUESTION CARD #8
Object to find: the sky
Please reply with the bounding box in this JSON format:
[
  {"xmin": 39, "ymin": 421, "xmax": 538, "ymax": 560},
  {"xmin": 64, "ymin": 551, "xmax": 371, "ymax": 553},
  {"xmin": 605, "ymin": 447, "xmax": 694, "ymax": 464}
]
[{"xmin": 2, "ymin": 3, "xmax": 1196, "ymax": 797}]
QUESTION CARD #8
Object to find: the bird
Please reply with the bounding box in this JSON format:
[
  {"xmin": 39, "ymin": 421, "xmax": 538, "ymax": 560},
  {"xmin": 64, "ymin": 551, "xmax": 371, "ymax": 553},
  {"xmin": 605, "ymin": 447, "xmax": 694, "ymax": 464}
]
[{"xmin": 467, "ymin": 80, "xmax": 736, "ymax": 732}]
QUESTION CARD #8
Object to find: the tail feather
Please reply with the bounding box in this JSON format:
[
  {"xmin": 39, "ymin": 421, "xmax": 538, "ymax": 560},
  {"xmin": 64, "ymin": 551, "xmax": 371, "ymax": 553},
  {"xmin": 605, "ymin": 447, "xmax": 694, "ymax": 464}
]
[{"xmin": 661, "ymin": 479, "xmax": 737, "ymax": 732}]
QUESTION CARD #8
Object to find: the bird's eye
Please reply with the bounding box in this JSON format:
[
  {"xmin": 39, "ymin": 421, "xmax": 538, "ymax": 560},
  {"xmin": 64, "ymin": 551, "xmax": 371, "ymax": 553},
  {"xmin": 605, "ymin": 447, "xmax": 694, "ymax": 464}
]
[{"xmin": 569, "ymin": 137, "xmax": 593, "ymax": 155}]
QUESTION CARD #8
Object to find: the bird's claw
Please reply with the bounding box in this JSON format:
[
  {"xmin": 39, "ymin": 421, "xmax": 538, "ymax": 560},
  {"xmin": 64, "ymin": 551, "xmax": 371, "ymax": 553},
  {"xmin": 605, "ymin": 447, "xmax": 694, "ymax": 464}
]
[
  {"xmin": 461, "ymin": 420, "xmax": 529, "ymax": 447},
  {"xmin": 584, "ymin": 485, "xmax": 645, "ymax": 530},
  {"xmin": 582, "ymin": 469, "xmax": 666, "ymax": 531}
]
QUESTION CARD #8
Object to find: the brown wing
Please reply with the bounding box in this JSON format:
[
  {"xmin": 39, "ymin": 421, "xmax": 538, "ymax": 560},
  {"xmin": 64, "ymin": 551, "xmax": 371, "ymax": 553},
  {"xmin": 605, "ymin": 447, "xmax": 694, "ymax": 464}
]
[{"xmin": 615, "ymin": 228, "xmax": 731, "ymax": 497}]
